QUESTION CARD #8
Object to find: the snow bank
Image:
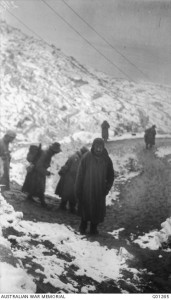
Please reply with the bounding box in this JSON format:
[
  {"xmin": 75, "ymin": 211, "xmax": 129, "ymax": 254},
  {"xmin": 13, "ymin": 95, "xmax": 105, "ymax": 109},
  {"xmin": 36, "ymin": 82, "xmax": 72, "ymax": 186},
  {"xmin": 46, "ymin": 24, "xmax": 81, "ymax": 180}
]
[
  {"xmin": 0, "ymin": 262, "xmax": 36, "ymax": 293},
  {"xmin": 0, "ymin": 191, "xmax": 138, "ymax": 293},
  {"xmin": 0, "ymin": 193, "xmax": 23, "ymax": 228},
  {"xmin": 0, "ymin": 193, "xmax": 36, "ymax": 293},
  {"xmin": 11, "ymin": 221, "xmax": 124, "ymax": 291},
  {"xmin": 156, "ymin": 146, "xmax": 171, "ymax": 158},
  {"xmin": 134, "ymin": 217, "xmax": 171, "ymax": 250}
]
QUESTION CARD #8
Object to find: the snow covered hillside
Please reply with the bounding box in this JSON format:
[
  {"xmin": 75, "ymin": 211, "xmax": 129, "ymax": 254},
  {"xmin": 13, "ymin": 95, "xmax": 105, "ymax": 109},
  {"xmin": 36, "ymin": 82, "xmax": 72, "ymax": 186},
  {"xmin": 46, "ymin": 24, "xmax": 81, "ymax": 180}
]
[{"xmin": 0, "ymin": 20, "xmax": 171, "ymax": 148}]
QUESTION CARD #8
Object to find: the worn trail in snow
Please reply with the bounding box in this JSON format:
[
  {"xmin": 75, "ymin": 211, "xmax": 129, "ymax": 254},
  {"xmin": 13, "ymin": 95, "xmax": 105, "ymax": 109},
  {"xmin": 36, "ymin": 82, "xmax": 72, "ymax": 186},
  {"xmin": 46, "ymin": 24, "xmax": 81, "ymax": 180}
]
[{"xmin": 108, "ymin": 138, "xmax": 171, "ymax": 234}]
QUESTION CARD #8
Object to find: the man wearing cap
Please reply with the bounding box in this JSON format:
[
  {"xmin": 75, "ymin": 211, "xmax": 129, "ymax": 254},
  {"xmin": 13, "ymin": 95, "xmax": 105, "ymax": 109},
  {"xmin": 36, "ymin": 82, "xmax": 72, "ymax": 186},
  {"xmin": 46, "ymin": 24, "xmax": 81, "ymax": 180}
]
[
  {"xmin": 55, "ymin": 146, "xmax": 89, "ymax": 213},
  {"xmin": 75, "ymin": 138, "xmax": 115, "ymax": 235},
  {"xmin": 23, "ymin": 142, "xmax": 61, "ymax": 207},
  {"xmin": 0, "ymin": 130, "xmax": 16, "ymax": 191}
]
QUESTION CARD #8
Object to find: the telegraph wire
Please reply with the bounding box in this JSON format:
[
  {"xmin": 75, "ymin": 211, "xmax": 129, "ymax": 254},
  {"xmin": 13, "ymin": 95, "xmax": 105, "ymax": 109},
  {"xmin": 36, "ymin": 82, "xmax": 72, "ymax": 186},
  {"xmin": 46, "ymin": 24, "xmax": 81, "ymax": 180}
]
[
  {"xmin": 41, "ymin": 0, "xmax": 135, "ymax": 82},
  {"xmin": 5, "ymin": 1, "xmax": 136, "ymax": 82},
  {"xmin": 5, "ymin": 8, "xmax": 46, "ymax": 43},
  {"xmin": 1, "ymin": 11, "xmax": 170, "ymax": 111},
  {"xmin": 3, "ymin": 6, "xmax": 133, "ymax": 82},
  {"xmin": 62, "ymin": 0, "xmax": 148, "ymax": 79},
  {"xmin": 2, "ymin": 8, "xmax": 170, "ymax": 105}
]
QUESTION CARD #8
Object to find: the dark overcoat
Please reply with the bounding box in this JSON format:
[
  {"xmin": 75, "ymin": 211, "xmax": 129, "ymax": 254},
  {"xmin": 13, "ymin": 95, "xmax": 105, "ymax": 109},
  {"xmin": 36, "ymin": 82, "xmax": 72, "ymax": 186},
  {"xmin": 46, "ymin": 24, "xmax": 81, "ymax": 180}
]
[
  {"xmin": 75, "ymin": 148, "xmax": 114, "ymax": 224},
  {"xmin": 101, "ymin": 121, "xmax": 110, "ymax": 141},
  {"xmin": 144, "ymin": 127, "xmax": 156, "ymax": 146},
  {"xmin": 0, "ymin": 138, "xmax": 10, "ymax": 190},
  {"xmin": 22, "ymin": 150, "xmax": 52, "ymax": 197},
  {"xmin": 55, "ymin": 151, "xmax": 82, "ymax": 200}
]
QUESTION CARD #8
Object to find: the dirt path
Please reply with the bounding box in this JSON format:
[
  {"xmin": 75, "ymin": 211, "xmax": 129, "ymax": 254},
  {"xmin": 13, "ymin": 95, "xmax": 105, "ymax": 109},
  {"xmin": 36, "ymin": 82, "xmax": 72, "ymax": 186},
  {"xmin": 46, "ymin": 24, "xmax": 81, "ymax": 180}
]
[
  {"xmin": 3, "ymin": 137, "xmax": 171, "ymax": 293},
  {"xmin": 108, "ymin": 138, "xmax": 171, "ymax": 233}
]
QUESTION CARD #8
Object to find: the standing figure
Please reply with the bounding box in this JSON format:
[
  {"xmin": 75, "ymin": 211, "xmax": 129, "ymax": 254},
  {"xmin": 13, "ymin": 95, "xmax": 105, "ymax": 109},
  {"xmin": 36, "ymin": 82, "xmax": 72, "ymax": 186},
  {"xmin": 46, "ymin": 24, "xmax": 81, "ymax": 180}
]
[
  {"xmin": 144, "ymin": 125, "xmax": 156, "ymax": 149},
  {"xmin": 22, "ymin": 142, "xmax": 61, "ymax": 207},
  {"xmin": 75, "ymin": 138, "xmax": 114, "ymax": 235},
  {"xmin": 0, "ymin": 130, "xmax": 16, "ymax": 191},
  {"xmin": 55, "ymin": 146, "xmax": 88, "ymax": 213},
  {"xmin": 101, "ymin": 120, "xmax": 110, "ymax": 142}
]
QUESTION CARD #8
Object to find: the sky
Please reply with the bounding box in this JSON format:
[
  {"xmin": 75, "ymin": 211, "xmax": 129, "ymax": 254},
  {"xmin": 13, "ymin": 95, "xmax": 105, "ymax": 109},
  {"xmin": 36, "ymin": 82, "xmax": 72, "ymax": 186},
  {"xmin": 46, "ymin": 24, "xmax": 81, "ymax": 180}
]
[{"xmin": 1, "ymin": 0, "xmax": 171, "ymax": 85}]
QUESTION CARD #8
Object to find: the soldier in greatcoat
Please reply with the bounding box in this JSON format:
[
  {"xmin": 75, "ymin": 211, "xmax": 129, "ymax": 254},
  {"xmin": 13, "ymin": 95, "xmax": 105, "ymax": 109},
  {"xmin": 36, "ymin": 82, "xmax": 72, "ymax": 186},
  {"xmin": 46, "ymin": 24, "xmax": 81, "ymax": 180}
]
[
  {"xmin": 0, "ymin": 130, "xmax": 16, "ymax": 191},
  {"xmin": 144, "ymin": 125, "xmax": 156, "ymax": 149},
  {"xmin": 101, "ymin": 120, "xmax": 110, "ymax": 142},
  {"xmin": 75, "ymin": 138, "xmax": 115, "ymax": 235},
  {"xmin": 22, "ymin": 142, "xmax": 61, "ymax": 207},
  {"xmin": 55, "ymin": 146, "xmax": 88, "ymax": 213}
]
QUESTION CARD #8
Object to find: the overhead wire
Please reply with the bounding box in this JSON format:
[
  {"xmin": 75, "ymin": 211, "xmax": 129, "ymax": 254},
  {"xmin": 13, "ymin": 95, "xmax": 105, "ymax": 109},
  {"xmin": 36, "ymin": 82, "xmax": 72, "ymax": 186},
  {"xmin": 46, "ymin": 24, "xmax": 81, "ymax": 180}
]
[
  {"xmin": 2, "ymin": 9, "xmax": 170, "ymax": 108},
  {"xmin": 41, "ymin": 0, "xmax": 135, "ymax": 82},
  {"xmin": 5, "ymin": 1, "xmax": 140, "ymax": 82},
  {"xmin": 5, "ymin": 4, "xmax": 169, "ymax": 91},
  {"xmin": 2, "ymin": 6, "xmax": 134, "ymax": 83},
  {"xmin": 5, "ymin": 8, "xmax": 45, "ymax": 42},
  {"xmin": 1, "ymin": 7, "xmax": 53, "ymax": 121},
  {"xmin": 3, "ymin": 3, "xmax": 170, "ymax": 111},
  {"xmin": 62, "ymin": 0, "xmax": 148, "ymax": 79}
]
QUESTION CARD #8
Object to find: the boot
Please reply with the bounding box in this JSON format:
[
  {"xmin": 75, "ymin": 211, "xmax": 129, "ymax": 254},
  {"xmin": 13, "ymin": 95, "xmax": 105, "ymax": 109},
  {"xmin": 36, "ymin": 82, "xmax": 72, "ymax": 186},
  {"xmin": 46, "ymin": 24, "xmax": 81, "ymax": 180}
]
[
  {"xmin": 90, "ymin": 223, "xmax": 99, "ymax": 235},
  {"xmin": 40, "ymin": 196, "xmax": 48, "ymax": 208},
  {"xmin": 59, "ymin": 202, "xmax": 67, "ymax": 211},
  {"xmin": 69, "ymin": 204, "xmax": 76, "ymax": 214},
  {"xmin": 41, "ymin": 202, "xmax": 48, "ymax": 208},
  {"xmin": 26, "ymin": 194, "xmax": 34, "ymax": 202}
]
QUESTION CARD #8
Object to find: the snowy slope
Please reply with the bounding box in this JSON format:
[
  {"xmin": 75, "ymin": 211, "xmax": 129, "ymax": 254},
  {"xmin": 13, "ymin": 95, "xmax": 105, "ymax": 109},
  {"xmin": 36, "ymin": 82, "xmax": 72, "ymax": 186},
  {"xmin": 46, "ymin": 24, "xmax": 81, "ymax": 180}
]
[
  {"xmin": 0, "ymin": 20, "xmax": 171, "ymax": 149},
  {"xmin": 0, "ymin": 190, "xmax": 144, "ymax": 293},
  {"xmin": 0, "ymin": 194, "xmax": 36, "ymax": 293},
  {"xmin": 1, "ymin": 19, "xmax": 171, "ymax": 204}
]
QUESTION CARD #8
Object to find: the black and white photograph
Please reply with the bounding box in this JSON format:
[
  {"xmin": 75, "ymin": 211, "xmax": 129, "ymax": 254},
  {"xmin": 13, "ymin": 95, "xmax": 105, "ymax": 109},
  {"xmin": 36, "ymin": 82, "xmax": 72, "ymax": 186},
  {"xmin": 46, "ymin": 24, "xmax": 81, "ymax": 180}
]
[{"xmin": 0, "ymin": 0, "xmax": 171, "ymax": 295}]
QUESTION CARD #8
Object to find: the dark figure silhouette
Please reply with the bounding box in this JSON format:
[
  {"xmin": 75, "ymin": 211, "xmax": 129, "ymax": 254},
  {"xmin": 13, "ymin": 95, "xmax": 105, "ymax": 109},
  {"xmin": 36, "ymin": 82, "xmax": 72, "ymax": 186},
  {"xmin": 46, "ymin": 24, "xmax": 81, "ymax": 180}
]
[
  {"xmin": 55, "ymin": 146, "xmax": 88, "ymax": 213},
  {"xmin": 22, "ymin": 142, "xmax": 61, "ymax": 207},
  {"xmin": 101, "ymin": 120, "xmax": 110, "ymax": 142},
  {"xmin": 0, "ymin": 130, "xmax": 16, "ymax": 191},
  {"xmin": 75, "ymin": 138, "xmax": 115, "ymax": 235},
  {"xmin": 144, "ymin": 125, "xmax": 156, "ymax": 149}
]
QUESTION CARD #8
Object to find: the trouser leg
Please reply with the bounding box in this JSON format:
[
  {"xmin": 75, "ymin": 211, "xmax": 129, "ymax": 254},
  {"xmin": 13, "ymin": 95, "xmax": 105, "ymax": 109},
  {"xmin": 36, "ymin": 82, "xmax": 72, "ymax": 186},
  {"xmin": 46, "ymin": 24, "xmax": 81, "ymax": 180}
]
[
  {"xmin": 59, "ymin": 197, "xmax": 67, "ymax": 210},
  {"xmin": 69, "ymin": 195, "xmax": 76, "ymax": 213},
  {"xmin": 39, "ymin": 194, "xmax": 47, "ymax": 207},
  {"xmin": 90, "ymin": 222, "xmax": 99, "ymax": 235},
  {"xmin": 79, "ymin": 219, "xmax": 88, "ymax": 234}
]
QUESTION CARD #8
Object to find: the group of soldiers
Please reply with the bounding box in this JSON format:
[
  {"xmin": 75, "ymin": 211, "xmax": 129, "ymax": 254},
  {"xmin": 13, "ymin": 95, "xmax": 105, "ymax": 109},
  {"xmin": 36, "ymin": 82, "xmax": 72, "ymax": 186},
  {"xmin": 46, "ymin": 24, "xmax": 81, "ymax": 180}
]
[
  {"xmin": 0, "ymin": 130, "xmax": 115, "ymax": 235},
  {"xmin": 0, "ymin": 123, "xmax": 156, "ymax": 235},
  {"xmin": 101, "ymin": 120, "xmax": 157, "ymax": 150}
]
